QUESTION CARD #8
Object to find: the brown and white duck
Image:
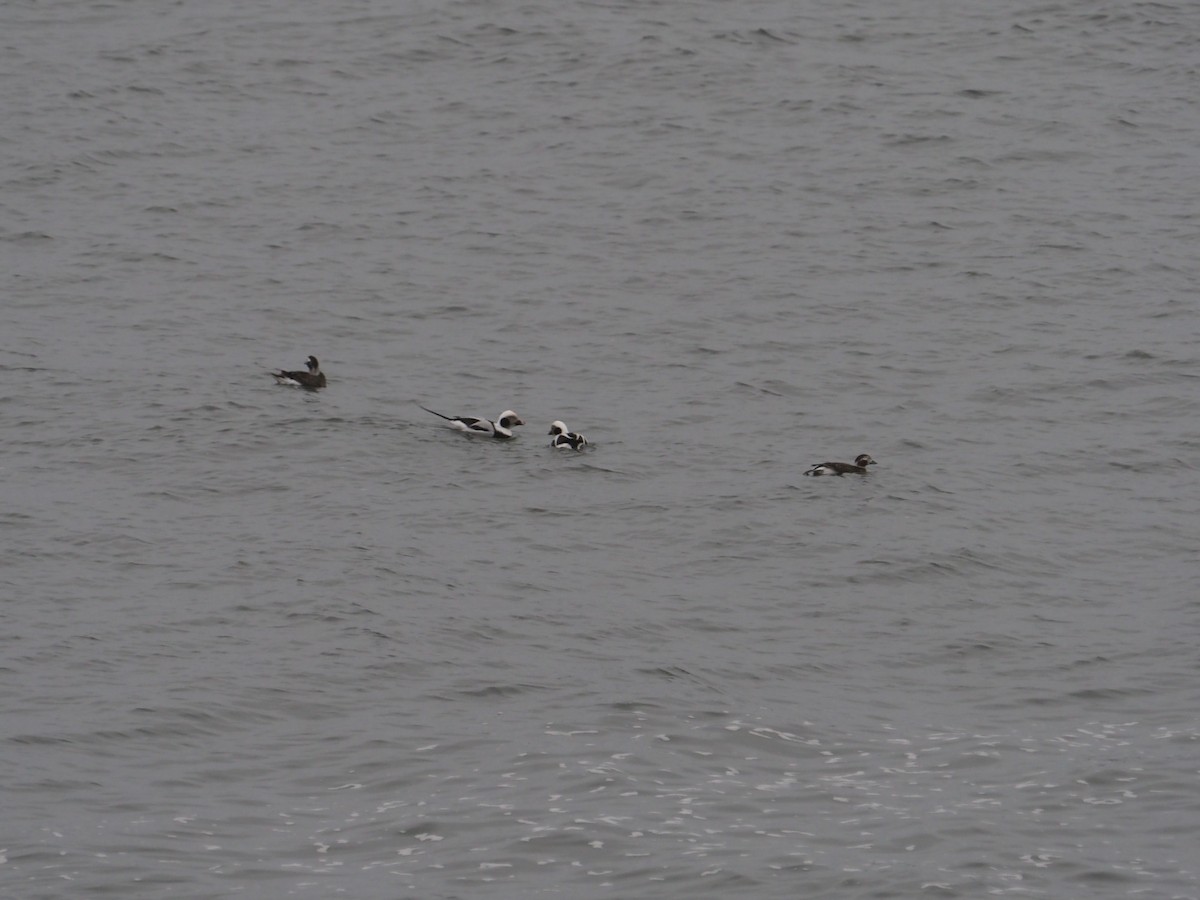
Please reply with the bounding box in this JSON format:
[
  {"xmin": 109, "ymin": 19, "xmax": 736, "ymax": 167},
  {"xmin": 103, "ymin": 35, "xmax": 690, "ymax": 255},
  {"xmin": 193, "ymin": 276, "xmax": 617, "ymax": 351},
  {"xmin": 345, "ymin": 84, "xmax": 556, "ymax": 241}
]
[
  {"xmin": 803, "ymin": 454, "xmax": 876, "ymax": 476},
  {"xmin": 271, "ymin": 355, "xmax": 326, "ymax": 389}
]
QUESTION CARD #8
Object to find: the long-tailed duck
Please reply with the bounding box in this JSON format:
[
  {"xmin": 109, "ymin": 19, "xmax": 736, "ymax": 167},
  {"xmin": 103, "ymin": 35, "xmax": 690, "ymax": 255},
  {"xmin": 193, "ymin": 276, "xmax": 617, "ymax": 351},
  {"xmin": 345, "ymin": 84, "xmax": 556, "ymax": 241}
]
[
  {"xmin": 272, "ymin": 355, "xmax": 326, "ymax": 389},
  {"xmin": 548, "ymin": 420, "xmax": 589, "ymax": 451},
  {"xmin": 421, "ymin": 406, "xmax": 525, "ymax": 439},
  {"xmin": 803, "ymin": 454, "xmax": 876, "ymax": 476}
]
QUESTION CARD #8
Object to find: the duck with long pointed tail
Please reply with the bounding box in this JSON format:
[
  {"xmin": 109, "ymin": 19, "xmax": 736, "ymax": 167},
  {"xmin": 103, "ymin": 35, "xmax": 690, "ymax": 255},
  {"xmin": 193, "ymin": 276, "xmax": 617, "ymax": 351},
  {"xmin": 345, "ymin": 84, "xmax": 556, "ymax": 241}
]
[{"xmin": 421, "ymin": 406, "xmax": 525, "ymax": 439}]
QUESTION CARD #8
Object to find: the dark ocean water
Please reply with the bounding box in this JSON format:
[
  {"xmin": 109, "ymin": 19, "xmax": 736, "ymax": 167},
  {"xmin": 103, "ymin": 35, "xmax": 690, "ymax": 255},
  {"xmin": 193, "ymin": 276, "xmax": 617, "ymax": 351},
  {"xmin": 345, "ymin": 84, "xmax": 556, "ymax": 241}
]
[{"xmin": 3, "ymin": 0, "xmax": 1198, "ymax": 897}]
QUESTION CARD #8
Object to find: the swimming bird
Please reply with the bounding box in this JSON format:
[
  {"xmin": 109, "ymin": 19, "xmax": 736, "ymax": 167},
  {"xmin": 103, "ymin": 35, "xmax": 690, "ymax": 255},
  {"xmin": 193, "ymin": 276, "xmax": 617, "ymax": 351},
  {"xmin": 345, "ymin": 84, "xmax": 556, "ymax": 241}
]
[
  {"xmin": 548, "ymin": 420, "xmax": 589, "ymax": 451},
  {"xmin": 271, "ymin": 355, "xmax": 326, "ymax": 389},
  {"xmin": 421, "ymin": 406, "xmax": 525, "ymax": 439},
  {"xmin": 803, "ymin": 454, "xmax": 876, "ymax": 476}
]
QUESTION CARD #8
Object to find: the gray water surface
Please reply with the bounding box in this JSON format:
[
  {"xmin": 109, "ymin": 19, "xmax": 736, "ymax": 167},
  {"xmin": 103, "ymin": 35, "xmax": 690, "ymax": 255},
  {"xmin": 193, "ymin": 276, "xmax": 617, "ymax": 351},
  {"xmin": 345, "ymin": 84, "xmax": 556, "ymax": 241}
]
[{"xmin": 3, "ymin": 0, "xmax": 1198, "ymax": 897}]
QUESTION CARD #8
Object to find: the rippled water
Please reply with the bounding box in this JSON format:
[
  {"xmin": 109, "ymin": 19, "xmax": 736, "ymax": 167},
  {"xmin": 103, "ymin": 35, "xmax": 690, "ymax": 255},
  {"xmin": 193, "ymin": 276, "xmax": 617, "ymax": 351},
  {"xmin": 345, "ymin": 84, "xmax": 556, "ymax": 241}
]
[{"xmin": 3, "ymin": 0, "xmax": 1199, "ymax": 897}]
